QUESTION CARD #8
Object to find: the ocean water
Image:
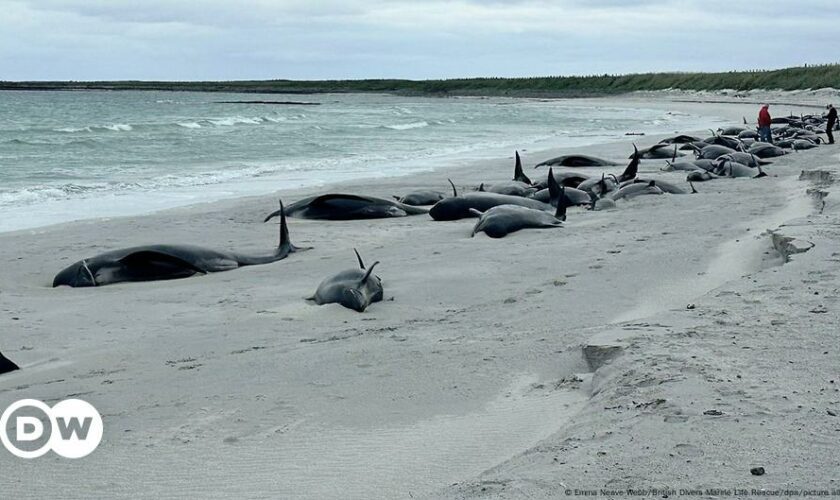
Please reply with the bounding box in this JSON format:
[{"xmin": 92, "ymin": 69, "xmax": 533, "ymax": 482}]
[{"xmin": 0, "ymin": 90, "xmax": 724, "ymax": 232}]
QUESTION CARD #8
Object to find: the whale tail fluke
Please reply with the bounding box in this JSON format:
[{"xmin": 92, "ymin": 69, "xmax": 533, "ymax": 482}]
[
  {"xmin": 0, "ymin": 351, "xmax": 19, "ymax": 375},
  {"xmin": 265, "ymin": 199, "xmax": 310, "ymax": 255},
  {"xmin": 619, "ymin": 145, "xmax": 640, "ymax": 182},
  {"xmin": 360, "ymin": 261, "xmax": 380, "ymax": 284},
  {"xmin": 353, "ymin": 248, "xmax": 365, "ymax": 269}
]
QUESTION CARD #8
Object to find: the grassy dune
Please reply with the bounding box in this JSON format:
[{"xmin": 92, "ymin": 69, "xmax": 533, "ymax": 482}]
[{"xmin": 2, "ymin": 64, "xmax": 839, "ymax": 97}]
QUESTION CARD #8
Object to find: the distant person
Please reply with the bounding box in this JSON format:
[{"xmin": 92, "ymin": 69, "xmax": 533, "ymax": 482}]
[
  {"xmin": 826, "ymin": 104, "xmax": 837, "ymax": 144},
  {"xmin": 757, "ymin": 104, "xmax": 773, "ymax": 143}
]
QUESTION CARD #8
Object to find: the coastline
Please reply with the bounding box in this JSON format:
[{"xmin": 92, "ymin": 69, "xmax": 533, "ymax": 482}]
[
  {"xmin": 1, "ymin": 97, "xmax": 837, "ymax": 498},
  {"xmin": 0, "ymin": 92, "xmax": 726, "ymax": 234}
]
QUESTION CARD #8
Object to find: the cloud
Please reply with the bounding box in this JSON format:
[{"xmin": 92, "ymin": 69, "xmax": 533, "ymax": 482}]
[{"xmin": 1, "ymin": 0, "xmax": 838, "ymax": 80}]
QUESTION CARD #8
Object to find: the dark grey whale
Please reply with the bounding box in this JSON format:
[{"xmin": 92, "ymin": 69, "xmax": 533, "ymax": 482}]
[
  {"xmin": 535, "ymin": 154, "xmax": 620, "ymax": 168},
  {"xmin": 469, "ymin": 204, "xmax": 563, "ymax": 238},
  {"xmin": 269, "ymin": 194, "xmax": 428, "ymax": 220},
  {"xmin": 394, "ymin": 190, "xmax": 447, "ymax": 206},
  {"xmin": 307, "ymin": 249, "xmax": 383, "ymax": 312},
  {"xmin": 478, "ymin": 151, "xmax": 535, "ymax": 196},
  {"xmin": 0, "ymin": 351, "xmax": 19, "ymax": 375},
  {"xmin": 430, "ymin": 173, "xmax": 560, "ymax": 221},
  {"xmin": 53, "ymin": 200, "xmax": 304, "ymax": 287}
]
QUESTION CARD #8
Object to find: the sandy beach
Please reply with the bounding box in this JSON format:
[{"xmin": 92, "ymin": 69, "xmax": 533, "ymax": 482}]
[{"xmin": 1, "ymin": 96, "xmax": 838, "ymax": 498}]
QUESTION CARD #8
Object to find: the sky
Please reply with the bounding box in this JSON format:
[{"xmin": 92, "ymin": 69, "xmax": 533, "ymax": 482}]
[{"xmin": 1, "ymin": 0, "xmax": 839, "ymax": 81}]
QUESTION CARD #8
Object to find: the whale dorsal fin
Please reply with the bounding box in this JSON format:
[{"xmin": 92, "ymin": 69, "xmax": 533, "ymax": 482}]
[
  {"xmin": 513, "ymin": 151, "xmax": 532, "ymax": 185},
  {"xmin": 478, "ymin": 183, "xmax": 485, "ymax": 192},
  {"xmin": 619, "ymin": 145, "xmax": 640, "ymax": 182},
  {"xmin": 447, "ymin": 179, "xmax": 458, "ymax": 197},
  {"xmin": 360, "ymin": 261, "xmax": 380, "ymax": 284},
  {"xmin": 555, "ymin": 186, "xmax": 567, "ymax": 221},
  {"xmin": 353, "ymin": 248, "xmax": 365, "ymax": 269}
]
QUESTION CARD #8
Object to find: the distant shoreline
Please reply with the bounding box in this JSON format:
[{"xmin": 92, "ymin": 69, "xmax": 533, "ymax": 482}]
[{"xmin": 2, "ymin": 63, "xmax": 839, "ymax": 98}]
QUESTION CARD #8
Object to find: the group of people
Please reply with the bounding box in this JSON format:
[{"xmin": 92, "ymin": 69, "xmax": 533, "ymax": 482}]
[{"xmin": 757, "ymin": 103, "xmax": 837, "ymax": 144}]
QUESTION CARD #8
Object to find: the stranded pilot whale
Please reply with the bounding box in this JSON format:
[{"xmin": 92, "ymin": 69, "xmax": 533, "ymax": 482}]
[
  {"xmin": 53, "ymin": 200, "xmax": 305, "ymax": 287},
  {"xmin": 269, "ymin": 194, "xmax": 428, "ymax": 220},
  {"xmin": 430, "ymin": 170, "xmax": 562, "ymax": 221},
  {"xmin": 469, "ymin": 203, "xmax": 564, "ymax": 238},
  {"xmin": 307, "ymin": 249, "xmax": 383, "ymax": 312}
]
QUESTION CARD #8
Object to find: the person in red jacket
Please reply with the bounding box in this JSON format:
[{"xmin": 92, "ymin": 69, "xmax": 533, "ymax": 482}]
[{"xmin": 757, "ymin": 104, "xmax": 773, "ymax": 143}]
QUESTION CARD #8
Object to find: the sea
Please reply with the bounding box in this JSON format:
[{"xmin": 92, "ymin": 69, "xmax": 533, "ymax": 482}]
[{"xmin": 0, "ymin": 90, "xmax": 726, "ymax": 232}]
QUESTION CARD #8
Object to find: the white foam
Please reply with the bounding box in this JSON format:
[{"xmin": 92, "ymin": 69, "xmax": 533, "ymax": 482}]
[{"xmin": 384, "ymin": 121, "xmax": 429, "ymax": 130}]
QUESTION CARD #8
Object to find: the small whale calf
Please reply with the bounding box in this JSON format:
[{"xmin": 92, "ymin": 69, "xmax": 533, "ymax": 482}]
[{"xmin": 307, "ymin": 250, "xmax": 383, "ymax": 312}]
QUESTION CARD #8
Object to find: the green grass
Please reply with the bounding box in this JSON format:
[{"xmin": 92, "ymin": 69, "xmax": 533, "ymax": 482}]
[{"xmin": 2, "ymin": 64, "xmax": 839, "ymax": 97}]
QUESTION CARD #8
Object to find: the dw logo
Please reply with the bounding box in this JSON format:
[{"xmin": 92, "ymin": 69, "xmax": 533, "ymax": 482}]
[{"xmin": 0, "ymin": 399, "xmax": 103, "ymax": 459}]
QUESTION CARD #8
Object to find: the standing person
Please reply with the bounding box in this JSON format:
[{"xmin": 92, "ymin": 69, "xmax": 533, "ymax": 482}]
[
  {"xmin": 826, "ymin": 104, "xmax": 837, "ymax": 144},
  {"xmin": 757, "ymin": 104, "xmax": 773, "ymax": 143}
]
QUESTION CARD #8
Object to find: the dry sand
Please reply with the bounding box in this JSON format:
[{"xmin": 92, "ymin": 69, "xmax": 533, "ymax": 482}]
[{"xmin": 0, "ymin": 97, "xmax": 838, "ymax": 499}]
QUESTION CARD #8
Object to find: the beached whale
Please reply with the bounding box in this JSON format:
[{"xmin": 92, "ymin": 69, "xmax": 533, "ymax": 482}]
[
  {"xmin": 53, "ymin": 200, "xmax": 304, "ymax": 287},
  {"xmin": 531, "ymin": 185, "xmax": 590, "ymax": 205},
  {"xmin": 307, "ymin": 249, "xmax": 383, "ymax": 312},
  {"xmin": 478, "ymin": 151, "xmax": 536, "ymax": 196},
  {"xmin": 704, "ymin": 135, "xmax": 743, "ymax": 150},
  {"xmin": 695, "ymin": 144, "xmax": 737, "ymax": 160},
  {"xmin": 430, "ymin": 173, "xmax": 561, "ymax": 221},
  {"xmin": 0, "ymin": 351, "xmax": 19, "ymax": 375},
  {"xmin": 748, "ymin": 143, "xmax": 787, "ymax": 158},
  {"xmin": 636, "ymin": 144, "xmax": 683, "ymax": 160},
  {"xmin": 393, "ymin": 190, "xmax": 447, "ymax": 206},
  {"xmin": 662, "ymin": 160, "xmax": 710, "ymax": 172},
  {"xmin": 622, "ymin": 178, "xmax": 695, "ymax": 194},
  {"xmin": 532, "ymin": 171, "xmax": 590, "ymax": 190},
  {"xmin": 535, "ymin": 154, "xmax": 620, "ymax": 168},
  {"xmin": 576, "ymin": 173, "xmax": 619, "ymax": 197},
  {"xmin": 686, "ymin": 170, "xmax": 718, "ymax": 182},
  {"xmin": 713, "ymin": 160, "xmax": 767, "ymax": 178},
  {"xmin": 659, "ymin": 134, "xmax": 702, "ymax": 145},
  {"xmin": 469, "ymin": 204, "xmax": 563, "ymax": 238},
  {"xmin": 272, "ymin": 194, "xmax": 428, "ymax": 220},
  {"xmin": 717, "ymin": 152, "xmax": 771, "ymax": 167},
  {"xmin": 719, "ymin": 126, "xmax": 747, "ymax": 136},
  {"xmin": 608, "ymin": 180, "xmax": 664, "ymax": 201}
]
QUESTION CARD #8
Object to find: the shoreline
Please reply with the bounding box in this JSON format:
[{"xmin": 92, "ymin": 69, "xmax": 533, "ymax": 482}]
[
  {"xmin": 0, "ymin": 94, "xmax": 730, "ymax": 235},
  {"xmin": 1, "ymin": 97, "xmax": 837, "ymax": 498}
]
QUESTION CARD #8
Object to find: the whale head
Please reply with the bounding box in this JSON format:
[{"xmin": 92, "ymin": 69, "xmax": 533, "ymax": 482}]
[{"xmin": 53, "ymin": 259, "xmax": 98, "ymax": 287}]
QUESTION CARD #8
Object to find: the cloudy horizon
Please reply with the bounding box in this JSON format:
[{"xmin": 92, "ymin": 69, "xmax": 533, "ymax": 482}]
[{"xmin": 2, "ymin": 0, "xmax": 838, "ymax": 81}]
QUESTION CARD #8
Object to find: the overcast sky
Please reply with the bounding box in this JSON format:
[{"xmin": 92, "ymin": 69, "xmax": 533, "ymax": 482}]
[{"xmin": 2, "ymin": 0, "xmax": 838, "ymax": 81}]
